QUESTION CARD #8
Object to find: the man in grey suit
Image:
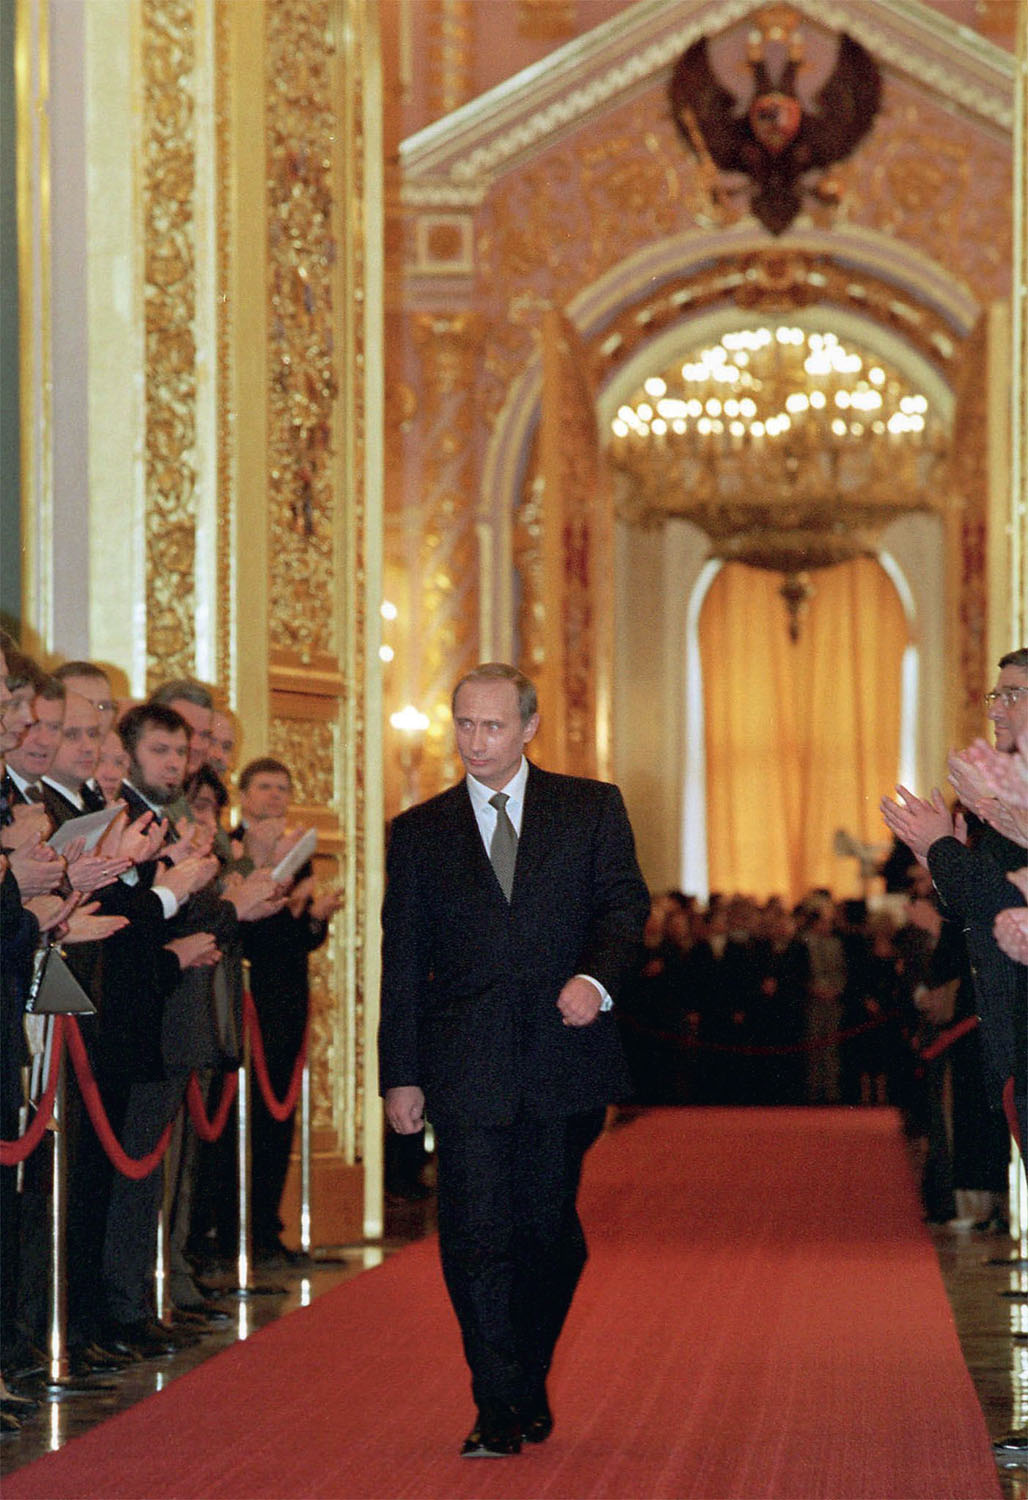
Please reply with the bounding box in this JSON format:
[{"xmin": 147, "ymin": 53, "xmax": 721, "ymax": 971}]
[{"xmin": 379, "ymin": 663, "xmax": 649, "ymax": 1457}]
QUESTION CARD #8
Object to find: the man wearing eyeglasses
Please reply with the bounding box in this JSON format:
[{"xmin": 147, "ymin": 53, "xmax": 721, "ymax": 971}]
[
  {"xmin": 982, "ymin": 657, "xmax": 1028, "ymax": 754},
  {"xmin": 881, "ymin": 647, "xmax": 1027, "ymax": 1152}
]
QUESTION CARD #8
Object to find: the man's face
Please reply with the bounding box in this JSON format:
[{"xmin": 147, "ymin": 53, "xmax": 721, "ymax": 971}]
[
  {"xmin": 188, "ymin": 784, "xmax": 223, "ymax": 833},
  {"xmin": 240, "ymin": 771, "xmax": 292, "ymax": 822},
  {"xmin": 208, "ymin": 711, "xmax": 237, "ymax": 777},
  {"xmin": 0, "ymin": 681, "xmax": 36, "ymax": 753},
  {"xmin": 61, "ymin": 672, "xmax": 116, "ymax": 735},
  {"xmin": 453, "ymin": 679, "xmax": 539, "ymax": 792},
  {"xmin": 7, "ymin": 695, "xmax": 65, "ymax": 780},
  {"xmin": 96, "ymin": 730, "xmax": 130, "ymax": 803},
  {"xmin": 49, "ymin": 692, "xmax": 102, "ymax": 791},
  {"xmin": 167, "ymin": 698, "xmax": 212, "ymax": 775},
  {"xmin": 987, "ymin": 665, "xmax": 1028, "ymax": 753},
  {"xmin": 129, "ymin": 724, "xmax": 189, "ymax": 805}
]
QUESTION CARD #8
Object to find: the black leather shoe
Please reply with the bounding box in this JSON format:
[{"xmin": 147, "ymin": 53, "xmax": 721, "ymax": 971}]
[
  {"xmin": 254, "ymin": 1239, "xmax": 306, "ymax": 1267},
  {"xmin": 102, "ymin": 1321, "xmax": 192, "ymax": 1359},
  {"xmin": 72, "ymin": 1342, "xmax": 128, "ymax": 1373},
  {"xmin": 175, "ymin": 1298, "xmax": 231, "ymax": 1323},
  {"xmin": 460, "ymin": 1405, "xmax": 522, "ymax": 1458},
  {"xmin": 521, "ymin": 1390, "xmax": 554, "ymax": 1444},
  {"xmin": 171, "ymin": 1308, "xmax": 208, "ymax": 1328}
]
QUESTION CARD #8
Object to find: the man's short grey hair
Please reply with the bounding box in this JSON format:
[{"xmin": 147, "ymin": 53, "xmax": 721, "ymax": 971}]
[
  {"xmin": 451, "ymin": 663, "xmax": 538, "ymax": 725},
  {"xmin": 150, "ymin": 678, "xmax": 214, "ymax": 711},
  {"xmin": 998, "ymin": 647, "xmax": 1027, "ymax": 672}
]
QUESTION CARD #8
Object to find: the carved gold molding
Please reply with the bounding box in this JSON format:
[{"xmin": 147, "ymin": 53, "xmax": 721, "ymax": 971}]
[
  {"xmin": 400, "ymin": 0, "xmax": 1013, "ymax": 203},
  {"xmin": 403, "ymin": 311, "xmax": 483, "ymax": 799},
  {"xmin": 261, "ymin": 0, "xmax": 380, "ymax": 1196},
  {"xmin": 15, "ymin": 0, "xmax": 53, "ymax": 656},
  {"xmin": 429, "ymin": 0, "xmax": 474, "ymax": 119},
  {"xmin": 214, "ymin": 0, "xmax": 234, "ymax": 694},
  {"xmin": 1013, "ymin": 3, "xmax": 1028, "ymax": 646},
  {"xmin": 264, "ymin": 0, "xmax": 344, "ymax": 1146},
  {"xmin": 517, "ymin": 1, "xmax": 576, "ymax": 42},
  {"xmin": 265, "ymin": 1, "xmax": 338, "ymax": 665},
  {"xmin": 142, "ymin": 0, "xmax": 198, "ymax": 688}
]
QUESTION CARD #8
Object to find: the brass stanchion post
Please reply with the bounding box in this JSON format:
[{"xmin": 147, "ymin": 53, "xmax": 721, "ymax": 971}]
[
  {"xmin": 46, "ymin": 1024, "xmax": 69, "ymax": 1387},
  {"xmin": 228, "ymin": 969, "xmax": 283, "ymax": 1298},
  {"xmin": 37, "ymin": 1019, "xmax": 101, "ymax": 1397},
  {"xmin": 300, "ymin": 1056, "xmax": 311, "ymax": 1256}
]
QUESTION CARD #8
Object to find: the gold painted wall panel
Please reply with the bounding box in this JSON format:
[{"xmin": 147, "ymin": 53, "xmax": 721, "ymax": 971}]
[
  {"xmin": 265, "ymin": 0, "xmax": 339, "ymax": 663},
  {"xmin": 142, "ymin": 0, "xmax": 198, "ymax": 686},
  {"xmin": 396, "ymin": 312, "xmax": 482, "ymax": 797},
  {"xmin": 260, "ymin": 0, "xmax": 379, "ymax": 1187}
]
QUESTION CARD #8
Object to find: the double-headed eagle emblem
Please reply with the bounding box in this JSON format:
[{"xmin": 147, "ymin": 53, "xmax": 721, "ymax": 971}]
[{"xmin": 671, "ymin": 29, "xmax": 881, "ymax": 235}]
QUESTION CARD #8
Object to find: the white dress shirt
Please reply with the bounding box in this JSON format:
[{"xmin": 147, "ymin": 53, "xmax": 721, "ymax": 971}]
[{"xmin": 118, "ymin": 782, "xmax": 180, "ymax": 918}]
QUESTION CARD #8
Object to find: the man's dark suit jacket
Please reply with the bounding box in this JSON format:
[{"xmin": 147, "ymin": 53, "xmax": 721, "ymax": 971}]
[
  {"xmin": 379, "ymin": 763, "xmax": 649, "ymax": 1125},
  {"xmin": 41, "ymin": 780, "xmax": 106, "ymax": 827},
  {"xmin": 928, "ymin": 823, "xmax": 1027, "ymax": 1115}
]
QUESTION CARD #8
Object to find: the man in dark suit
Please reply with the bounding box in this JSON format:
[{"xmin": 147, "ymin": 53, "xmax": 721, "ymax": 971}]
[
  {"xmin": 379, "ymin": 662, "xmax": 649, "ymax": 1458},
  {"xmin": 40, "ymin": 689, "xmax": 107, "ymax": 820},
  {"xmin": 881, "ymin": 647, "xmax": 1027, "ymax": 1151}
]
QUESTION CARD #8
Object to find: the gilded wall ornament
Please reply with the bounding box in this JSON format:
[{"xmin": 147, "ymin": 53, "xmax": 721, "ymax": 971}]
[
  {"xmin": 516, "ymin": 1, "xmax": 576, "ymax": 42},
  {"xmin": 397, "ymin": 313, "xmax": 482, "ymax": 798},
  {"xmin": 429, "ymin": 0, "xmax": 475, "ymax": 118},
  {"xmin": 266, "ymin": 0, "xmax": 339, "ymax": 661},
  {"xmin": 215, "ymin": 0, "xmax": 234, "ymax": 693},
  {"xmin": 262, "ymin": 0, "xmax": 373, "ymax": 1166},
  {"xmin": 268, "ymin": 716, "xmax": 337, "ymax": 810},
  {"xmin": 671, "ymin": 29, "xmax": 881, "ymax": 235},
  {"xmin": 142, "ymin": 0, "xmax": 198, "ymax": 688}
]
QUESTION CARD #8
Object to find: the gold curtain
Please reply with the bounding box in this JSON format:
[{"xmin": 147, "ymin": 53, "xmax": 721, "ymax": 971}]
[{"xmin": 700, "ymin": 558, "xmax": 908, "ymax": 903}]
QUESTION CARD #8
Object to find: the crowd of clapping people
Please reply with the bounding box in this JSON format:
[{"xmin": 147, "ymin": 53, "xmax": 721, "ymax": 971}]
[
  {"xmin": 0, "ymin": 629, "xmax": 341, "ymax": 1432},
  {"xmin": 1, "ymin": 628, "xmax": 1024, "ymax": 1441},
  {"xmin": 620, "ymin": 646, "xmax": 1028, "ymax": 1239}
]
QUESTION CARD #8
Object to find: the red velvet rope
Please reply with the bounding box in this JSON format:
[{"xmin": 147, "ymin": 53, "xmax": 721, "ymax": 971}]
[
  {"xmin": 0, "ymin": 1016, "xmax": 66, "ymax": 1167},
  {"xmin": 619, "ymin": 1010, "xmax": 891, "ymax": 1056},
  {"xmin": 186, "ymin": 1070, "xmax": 239, "ymax": 1142},
  {"xmin": 914, "ymin": 1015, "xmax": 979, "ymax": 1064},
  {"xmin": 2, "ymin": 993, "xmax": 309, "ymax": 1169},
  {"xmin": 63, "ymin": 1017, "xmax": 175, "ymax": 1180},
  {"xmin": 243, "ymin": 990, "xmax": 308, "ymax": 1123},
  {"xmin": 1002, "ymin": 1077, "xmax": 1022, "ymax": 1150}
]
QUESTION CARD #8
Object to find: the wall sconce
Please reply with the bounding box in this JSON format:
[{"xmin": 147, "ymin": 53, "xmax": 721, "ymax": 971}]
[{"xmin": 389, "ymin": 704, "xmax": 430, "ymax": 808}]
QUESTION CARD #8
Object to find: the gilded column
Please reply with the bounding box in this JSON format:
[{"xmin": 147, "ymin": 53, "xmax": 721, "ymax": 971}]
[
  {"xmin": 260, "ymin": 0, "xmax": 382, "ymax": 1241},
  {"xmin": 264, "ymin": 0, "xmax": 346, "ymax": 1192},
  {"xmin": 142, "ymin": 0, "xmax": 199, "ymax": 686},
  {"xmin": 407, "ymin": 311, "xmax": 482, "ymax": 794},
  {"xmin": 1013, "ymin": 2, "xmax": 1027, "ymax": 646}
]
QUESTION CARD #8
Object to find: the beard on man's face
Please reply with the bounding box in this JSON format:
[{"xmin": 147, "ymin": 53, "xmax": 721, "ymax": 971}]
[{"xmin": 128, "ymin": 760, "xmax": 183, "ymax": 807}]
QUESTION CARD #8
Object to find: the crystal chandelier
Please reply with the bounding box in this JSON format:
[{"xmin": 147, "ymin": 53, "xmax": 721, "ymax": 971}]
[{"xmin": 607, "ymin": 326, "xmax": 948, "ymax": 637}]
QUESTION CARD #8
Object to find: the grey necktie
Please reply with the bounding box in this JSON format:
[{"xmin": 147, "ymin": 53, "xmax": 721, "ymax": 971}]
[{"xmin": 488, "ymin": 791, "xmax": 518, "ymax": 901}]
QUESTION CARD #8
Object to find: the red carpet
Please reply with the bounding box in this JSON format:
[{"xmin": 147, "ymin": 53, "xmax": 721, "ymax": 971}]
[{"xmin": 5, "ymin": 1109, "xmax": 1001, "ymax": 1500}]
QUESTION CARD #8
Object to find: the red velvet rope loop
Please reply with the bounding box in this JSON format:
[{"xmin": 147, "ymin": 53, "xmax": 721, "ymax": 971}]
[
  {"xmin": 242, "ymin": 990, "xmax": 308, "ymax": 1123},
  {"xmin": 1002, "ymin": 1077, "xmax": 1022, "ymax": 1151},
  {"xmin": 914, "ymin": 1014, "xmax": 978, "ymax": 1064},
  {"xmin": 619, "ymin": 1010, "xmax": 891, "ymax": 1057},
  {"xmin": 0, "ymin": 1016, "xmax": 66, "ymax": 1167},
  {"xmin": 63, "ymin": 1017, "xmax": 175, "ymax": 1180},
  {"xmin": 186, "ymin": 1070, "xmax": 239, "ymax": 1142}
]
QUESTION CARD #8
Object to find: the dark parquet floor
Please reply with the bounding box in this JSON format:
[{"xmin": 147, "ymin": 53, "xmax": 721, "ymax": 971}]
[{"xmin": 2, "ymin": 1135, "xmax": 1026, "ymax": 1498}]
